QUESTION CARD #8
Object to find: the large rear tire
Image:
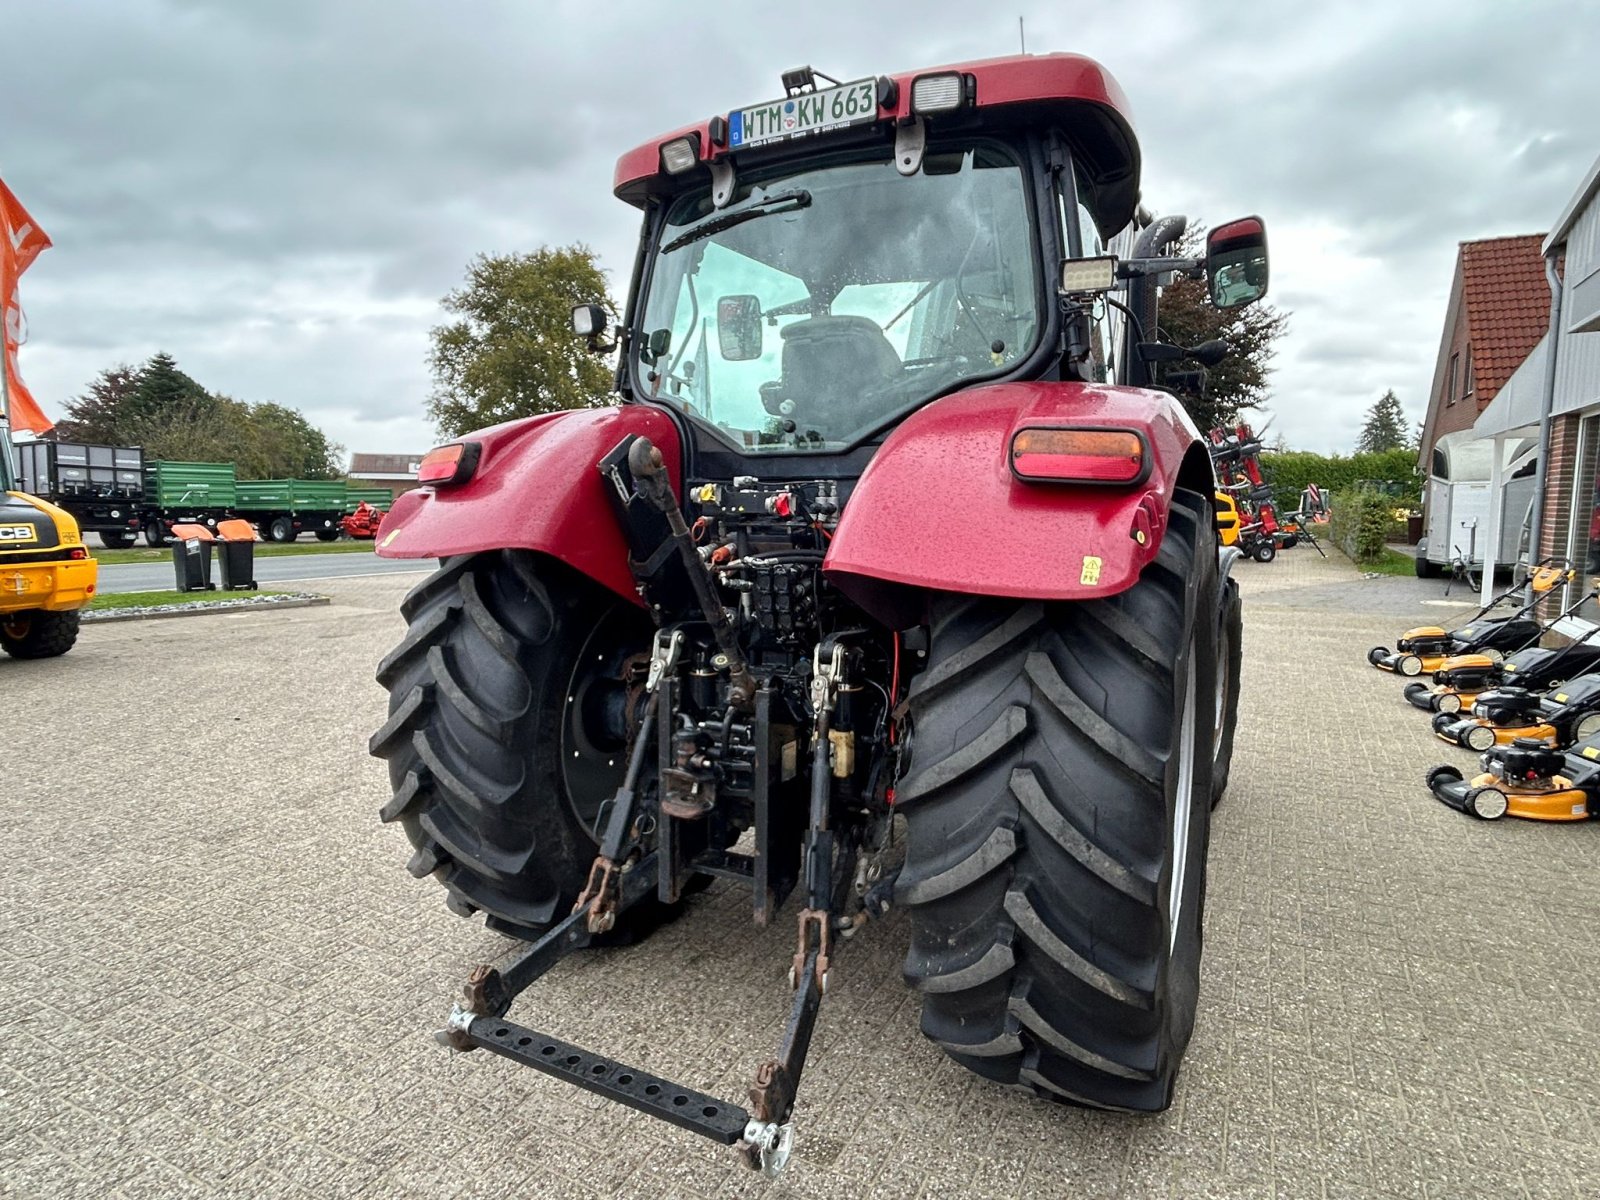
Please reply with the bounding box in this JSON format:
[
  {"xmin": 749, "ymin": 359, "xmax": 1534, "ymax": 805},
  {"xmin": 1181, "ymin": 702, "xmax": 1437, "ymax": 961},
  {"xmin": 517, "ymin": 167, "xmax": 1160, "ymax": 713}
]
[
  {"xmin": 896, "ymin": 488, "xmax": 1218, "ymax": 1111},
  {"xmin": 370, "ymin": 551, "xmax": 654, "ymax": 938},
  {"xmin": 1, "ymin": 609, "xmax": 83, "ymax": 659},
  {"xmin": 98, "ymin": 530, "xmax": 135, "ymax": 549},
  {"xmin": 1212, "ymin": 576, "xmax": 1242, "ymax": 809}
]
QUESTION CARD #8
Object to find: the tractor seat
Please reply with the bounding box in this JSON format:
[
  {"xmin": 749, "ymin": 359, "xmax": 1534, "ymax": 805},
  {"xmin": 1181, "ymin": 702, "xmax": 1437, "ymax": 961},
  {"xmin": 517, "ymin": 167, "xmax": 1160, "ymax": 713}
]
[{"xmin": 773, "ymin": 316, "xmax": 902, "ymax": 416}]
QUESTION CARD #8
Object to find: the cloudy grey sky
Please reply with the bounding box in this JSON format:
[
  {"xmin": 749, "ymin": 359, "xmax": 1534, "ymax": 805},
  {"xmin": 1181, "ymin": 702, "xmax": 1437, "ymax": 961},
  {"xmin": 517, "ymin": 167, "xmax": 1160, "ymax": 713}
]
[{"xmin": 3, "ymin": 0, "xmax": 1597, "ymax": 458}]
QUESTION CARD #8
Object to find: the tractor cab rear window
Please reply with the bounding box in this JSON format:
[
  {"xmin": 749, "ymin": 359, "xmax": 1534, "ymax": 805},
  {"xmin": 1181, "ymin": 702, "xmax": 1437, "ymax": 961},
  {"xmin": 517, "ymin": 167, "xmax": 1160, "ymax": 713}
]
[{"xmin": 633, "ymin": 144, "xmax": 1041, "ymax": 452}]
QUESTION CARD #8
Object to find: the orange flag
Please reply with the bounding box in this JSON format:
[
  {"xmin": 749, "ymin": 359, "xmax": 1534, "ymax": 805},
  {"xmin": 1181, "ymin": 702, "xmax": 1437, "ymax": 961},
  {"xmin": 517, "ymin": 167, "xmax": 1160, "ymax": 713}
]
[{"xmin": 0, "ymin": 176, "xmax": 55, "ymax": 435}]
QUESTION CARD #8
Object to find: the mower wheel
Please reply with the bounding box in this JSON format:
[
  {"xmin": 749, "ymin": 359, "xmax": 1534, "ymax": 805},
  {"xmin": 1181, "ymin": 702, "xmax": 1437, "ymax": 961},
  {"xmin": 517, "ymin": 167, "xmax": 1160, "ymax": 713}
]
[
  {"xmin": 1465, "ymin": 787, "xmax": 1509, "ymax": 820},
  {"xmin": 1252, "ymin": 541, "xmax": 1276, "ymax": 564},
  {"xmin": 1278, "ymin": 533, "xmax": 1299, "ymax": 550},
  {"xmin": 1463, "ymin": 724, "xmax": 1498, "ymax": 752},
  {"xmin": 1574, "ymin": 714, "xmax": 1600, "ymax": 742},
  {"xmin": 0, "ymin": 610, "xmax": 82, "ymax": 659},
  {"xmin": 370, "ymin": 551, "xmax": 660, "ymax": 940},
  {"xmin": 1435, "ymin": 692, "xmax": 1462, "ymax": 715},
  {"xmin": 1425, "ymin": 764, "xmax": 1463, "ymax": 790},
  {"xmin": 897, "ymin": 488, "xmax": 1217, "ymax": 1112},
  {"xmin": 1211, "ymin": 577, "xmax": 1242, "ymax": 810},
  {"xmin": 1368, "ymin": 646, "xmax": 1391, "ymax": 667},
  {"xmin": 1397, "ymin": 654, "xmax": 1424, "ymax": 677}
]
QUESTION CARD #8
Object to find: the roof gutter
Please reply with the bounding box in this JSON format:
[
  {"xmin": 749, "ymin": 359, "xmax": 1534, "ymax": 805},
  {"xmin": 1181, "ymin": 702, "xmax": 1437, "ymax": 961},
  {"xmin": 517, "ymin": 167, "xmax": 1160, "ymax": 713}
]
[{"xmin": 1526, "ymin": 250, "xmax": 1564, "ymax": 562}]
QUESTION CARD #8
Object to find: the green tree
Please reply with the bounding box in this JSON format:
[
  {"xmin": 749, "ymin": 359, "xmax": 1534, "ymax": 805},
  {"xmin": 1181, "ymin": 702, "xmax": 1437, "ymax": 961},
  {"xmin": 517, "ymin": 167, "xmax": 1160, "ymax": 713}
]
[
  {"xmin": 1356, "ymin": 389, "xmax": 1408, "ymax": 453},
  {"xmin": 54, "ymin": 365, "xmax": 140, "ymax": 443},
  {"xmin": 121, "ymin": 351, "xmax": 212, "ymax": 428},
  {"xmin": 427, "ymin": 245, "xmax": 616, "ymax": 438},
  {"xmin": 1152, "ymin": 228, "xmax": 1290, "ymax": 432}
]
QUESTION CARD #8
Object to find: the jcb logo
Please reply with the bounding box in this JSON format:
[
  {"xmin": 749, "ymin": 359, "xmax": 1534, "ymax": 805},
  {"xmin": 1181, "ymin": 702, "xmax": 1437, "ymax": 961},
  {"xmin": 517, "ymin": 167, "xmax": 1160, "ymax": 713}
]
[{"xmin": 0, "ymin": 525, "xmax": 38, "ymax": 543}]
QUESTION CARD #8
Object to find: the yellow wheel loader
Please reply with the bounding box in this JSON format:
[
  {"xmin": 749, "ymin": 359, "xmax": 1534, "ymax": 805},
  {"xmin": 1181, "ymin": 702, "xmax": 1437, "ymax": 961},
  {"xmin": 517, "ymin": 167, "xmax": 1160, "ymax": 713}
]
[{"xmin": 1, "ymin": 455, "xmax": 97, "ymax": 659}]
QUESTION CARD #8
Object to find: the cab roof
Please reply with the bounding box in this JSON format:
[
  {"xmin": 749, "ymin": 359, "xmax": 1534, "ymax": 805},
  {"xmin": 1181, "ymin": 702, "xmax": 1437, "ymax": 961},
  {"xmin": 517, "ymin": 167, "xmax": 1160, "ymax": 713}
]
[{"xmin": 613, "ymin": 52, "xmax": 1140, "ymax": 238}]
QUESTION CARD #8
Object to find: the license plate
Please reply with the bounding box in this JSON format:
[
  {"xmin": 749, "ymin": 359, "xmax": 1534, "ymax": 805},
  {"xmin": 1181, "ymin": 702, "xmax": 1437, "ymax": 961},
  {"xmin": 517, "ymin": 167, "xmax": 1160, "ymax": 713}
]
[{"xmin": 728, "ymin": 78, "xmax": 877, "ymax": 150}]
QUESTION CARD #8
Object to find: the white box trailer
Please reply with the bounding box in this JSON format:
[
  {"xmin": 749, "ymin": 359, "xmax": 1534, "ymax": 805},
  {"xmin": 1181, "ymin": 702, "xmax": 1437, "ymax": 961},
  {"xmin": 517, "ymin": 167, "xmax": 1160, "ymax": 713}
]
[{"xmin": 1416, "ymin": 431, "xmax": 1536, "ymax": 577}]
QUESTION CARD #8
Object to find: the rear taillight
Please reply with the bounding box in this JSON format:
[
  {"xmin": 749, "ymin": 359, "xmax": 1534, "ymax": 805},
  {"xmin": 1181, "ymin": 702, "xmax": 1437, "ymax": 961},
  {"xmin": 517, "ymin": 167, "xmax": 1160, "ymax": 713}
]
[
  {"xmin": 1010, "ymin": 428, "xmax": 1148, "ymax": 485},
  {"xmin": 67, "ymin": 547, "xmax": 88, "ymax": 560},
  {"xmin": 417, "ymin": 442, "xmax": 481, "ymax": 486}
]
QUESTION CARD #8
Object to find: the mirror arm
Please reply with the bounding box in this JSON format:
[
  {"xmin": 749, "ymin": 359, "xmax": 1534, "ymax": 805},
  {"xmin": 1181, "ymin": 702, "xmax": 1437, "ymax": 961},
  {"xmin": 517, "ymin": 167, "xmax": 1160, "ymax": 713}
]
[{"xmin": 1116, "ymin": 255, "xmax": 1204, "ymax": 280}]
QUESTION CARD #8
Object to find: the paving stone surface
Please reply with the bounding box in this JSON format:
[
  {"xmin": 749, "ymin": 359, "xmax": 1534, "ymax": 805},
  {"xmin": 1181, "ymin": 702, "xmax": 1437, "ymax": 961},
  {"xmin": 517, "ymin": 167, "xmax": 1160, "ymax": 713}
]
[{"xmin": 3, "ymin": 553, "xmax": 1596, "ymax": 1198}]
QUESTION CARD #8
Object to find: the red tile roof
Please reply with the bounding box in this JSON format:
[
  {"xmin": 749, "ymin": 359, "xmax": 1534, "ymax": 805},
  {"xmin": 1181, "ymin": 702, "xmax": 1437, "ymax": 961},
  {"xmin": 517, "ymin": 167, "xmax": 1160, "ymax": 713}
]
[{"xmin": 1459, "ymin": 234, "xmax": 1548, "ymax": 404}]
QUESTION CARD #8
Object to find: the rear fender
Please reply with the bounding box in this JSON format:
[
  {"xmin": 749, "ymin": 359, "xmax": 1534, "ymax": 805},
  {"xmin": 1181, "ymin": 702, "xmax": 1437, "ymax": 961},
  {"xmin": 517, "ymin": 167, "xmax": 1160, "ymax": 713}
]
[
  {"xmin": 376, "ymin": 407, "xmax": 682, "ymax": 606},
  {"xmin": 823, "ymin": 382, "xmax": 1213, "ymax": 625}
]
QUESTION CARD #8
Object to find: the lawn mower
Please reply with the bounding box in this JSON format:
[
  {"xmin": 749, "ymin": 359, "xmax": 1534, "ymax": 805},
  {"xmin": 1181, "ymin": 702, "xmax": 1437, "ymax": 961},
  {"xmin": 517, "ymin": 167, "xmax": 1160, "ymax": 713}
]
[
  {"xmin": 1426, "ymin": 738, "xmax": 1600, "ymax": 821},
  {"xmin": 1401, "ymin": 587, "xmax": 1600, "ymax": 711},
  {"xmin": 1430, "ymin": 669, "xmax": 1600, "ymax": 752},
  {"xmin": 1369, "ymin": 560, "xmax": 1573, "ymax": 675}
]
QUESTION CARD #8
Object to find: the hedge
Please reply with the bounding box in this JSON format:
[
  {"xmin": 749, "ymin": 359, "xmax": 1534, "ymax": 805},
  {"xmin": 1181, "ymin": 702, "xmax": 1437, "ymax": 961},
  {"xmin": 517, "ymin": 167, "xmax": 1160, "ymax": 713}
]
[
  {"xmin": 1329, "ymin": 488, "xmax": 1394, "ymax": 563},
  {"xmin": 1258, "ymin": 448, "xmax": 1421, "ymax": 513}
]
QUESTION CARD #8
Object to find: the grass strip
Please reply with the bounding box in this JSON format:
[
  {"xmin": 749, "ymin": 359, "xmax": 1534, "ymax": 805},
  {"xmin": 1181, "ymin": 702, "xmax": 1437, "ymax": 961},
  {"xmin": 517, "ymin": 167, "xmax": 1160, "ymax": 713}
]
[{"xmin": 94, "ymin": 540, "xmax": 376, "ymax": 566}]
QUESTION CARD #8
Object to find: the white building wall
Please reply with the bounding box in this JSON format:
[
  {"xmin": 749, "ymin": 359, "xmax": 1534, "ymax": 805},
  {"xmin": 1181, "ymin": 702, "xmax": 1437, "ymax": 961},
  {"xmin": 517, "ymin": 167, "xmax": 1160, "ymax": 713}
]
[{"xmin": 1552, "ymin": 193, "xmax": 1600, "ymax": 417}]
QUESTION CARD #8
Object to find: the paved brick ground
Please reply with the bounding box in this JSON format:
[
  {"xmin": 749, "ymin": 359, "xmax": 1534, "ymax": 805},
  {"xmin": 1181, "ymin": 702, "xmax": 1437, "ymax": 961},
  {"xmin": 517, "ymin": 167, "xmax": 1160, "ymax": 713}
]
[{"xmin": 3, "ymin": 552, "xmax": 1597, "ymax": 1198}]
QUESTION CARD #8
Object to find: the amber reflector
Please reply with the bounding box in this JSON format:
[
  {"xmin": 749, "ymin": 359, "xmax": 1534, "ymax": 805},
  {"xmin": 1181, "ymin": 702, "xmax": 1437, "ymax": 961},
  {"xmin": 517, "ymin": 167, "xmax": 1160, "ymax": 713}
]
[
  {"xmin": 1011, "ymin": 428, "xmax": 1145, "ymax": 483},
  {"xmin": 417, "ymin": 443, "xmax": 476, "ymax": 485}
]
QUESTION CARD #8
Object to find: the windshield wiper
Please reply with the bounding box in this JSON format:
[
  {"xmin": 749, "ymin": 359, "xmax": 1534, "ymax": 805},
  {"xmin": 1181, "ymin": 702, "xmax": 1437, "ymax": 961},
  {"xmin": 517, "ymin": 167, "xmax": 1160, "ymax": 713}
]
[{"xmin": 659, "ymin": 190, "xmax": 812, "ymax": 255}]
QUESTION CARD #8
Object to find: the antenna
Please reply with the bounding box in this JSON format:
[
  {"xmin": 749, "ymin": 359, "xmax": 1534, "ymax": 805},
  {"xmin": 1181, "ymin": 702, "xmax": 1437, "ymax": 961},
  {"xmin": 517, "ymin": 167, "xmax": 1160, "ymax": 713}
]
[{"xmin": 1019, "ymin": 16, "xmax": 1026, "ymax": 53}]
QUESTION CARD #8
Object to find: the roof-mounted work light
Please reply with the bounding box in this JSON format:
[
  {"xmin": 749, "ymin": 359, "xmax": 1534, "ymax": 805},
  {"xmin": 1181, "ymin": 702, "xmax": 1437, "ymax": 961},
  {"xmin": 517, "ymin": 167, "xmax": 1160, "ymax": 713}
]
[
  {"xmin": 911, "ymin": 73, "xmax": 967, "ymax": 114},
  {"xmin": 659, "ymin": 134, "xmax": 701, "ymax": 175}
]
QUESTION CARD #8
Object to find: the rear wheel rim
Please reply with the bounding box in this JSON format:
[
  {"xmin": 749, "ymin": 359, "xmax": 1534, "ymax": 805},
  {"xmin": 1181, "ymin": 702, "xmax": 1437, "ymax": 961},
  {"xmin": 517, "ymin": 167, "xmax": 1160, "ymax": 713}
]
[
  {"xmin": 560, "ymin": 614, "xmax": 649, "ymax": 842},
  {"xmin": 1170, "ymin": 652, "xmax": 1198, "ymax": 952},
  {"xmin": 1, "ymin": 615, "xmax": 28, "ymax": 639}
]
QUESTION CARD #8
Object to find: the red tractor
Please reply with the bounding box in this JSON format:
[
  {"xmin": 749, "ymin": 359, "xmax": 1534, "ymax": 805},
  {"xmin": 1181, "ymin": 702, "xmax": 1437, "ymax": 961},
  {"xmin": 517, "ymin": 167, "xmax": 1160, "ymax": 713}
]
[{"xmin": 371, "ymin": 53, "xmax": 1266, "ymax": 1176}]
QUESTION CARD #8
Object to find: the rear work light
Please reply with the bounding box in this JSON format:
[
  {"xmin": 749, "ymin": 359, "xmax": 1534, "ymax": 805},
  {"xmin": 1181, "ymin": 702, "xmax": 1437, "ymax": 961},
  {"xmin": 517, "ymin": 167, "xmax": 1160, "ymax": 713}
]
[
  {"xmin": 417, "ymin": 442, "xmax": 481, "ymax": 486},
  {"xmin": 911, "ymin": 73, "xmax": 968, "ymax": 114},
  {"xmin": 1010, "ymin": 427, "xmax": 1149, "ymax": 485},
  {"xmin": 660, "ymin": 134, "xmax": 701, "ymax": 175}
]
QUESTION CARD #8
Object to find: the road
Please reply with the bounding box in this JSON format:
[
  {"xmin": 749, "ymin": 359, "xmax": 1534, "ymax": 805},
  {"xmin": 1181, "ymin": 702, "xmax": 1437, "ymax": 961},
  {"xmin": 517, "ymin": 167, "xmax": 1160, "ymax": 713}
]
[
  {"xmin": 96, "ymin": 549, "xmax": 434, "ymax": 593},
  {"xmin": 3, "ymin": 560, "xmax": 1596, "ymax": 1198}
]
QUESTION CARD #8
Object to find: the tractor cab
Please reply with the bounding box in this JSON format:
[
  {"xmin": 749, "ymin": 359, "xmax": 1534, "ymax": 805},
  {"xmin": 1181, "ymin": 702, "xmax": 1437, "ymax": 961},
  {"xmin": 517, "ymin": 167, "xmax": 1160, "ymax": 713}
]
[{"xmin": 588, "ymin": 55, "xmax": 1267, "ymax": 470}]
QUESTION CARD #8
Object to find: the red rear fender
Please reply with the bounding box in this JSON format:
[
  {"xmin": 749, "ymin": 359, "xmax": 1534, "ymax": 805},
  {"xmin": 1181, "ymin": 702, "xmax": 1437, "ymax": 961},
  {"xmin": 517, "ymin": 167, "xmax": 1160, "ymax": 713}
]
[
  {"xmin": 376, "ymin": 407, "xmax": 681, "ymax": 606},
  {"xmin": 823, "ymin": 382, "xmax": 1212, "ymax": 625}
]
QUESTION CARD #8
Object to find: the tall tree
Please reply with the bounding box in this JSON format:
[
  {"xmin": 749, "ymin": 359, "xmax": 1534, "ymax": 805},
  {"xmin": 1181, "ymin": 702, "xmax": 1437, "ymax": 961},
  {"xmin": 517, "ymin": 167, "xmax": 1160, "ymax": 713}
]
[
  {"xmin": 121, "ymin": 351, "xmax": 212, "ymax": 427},
  {"xmin": 1357, "ymin": 389, "xmax": 1408, "ymax": 453},
  {"xmin": 1148, "ymin": 228, "xmax": 1290, "ymax": 433},
  {"xmin": 54, "ymin": 365, "xmax": 140, "ymax": 443},
  {"xmin": 427, "ymin": 245, "xmax": 616, "ymax": 438}
]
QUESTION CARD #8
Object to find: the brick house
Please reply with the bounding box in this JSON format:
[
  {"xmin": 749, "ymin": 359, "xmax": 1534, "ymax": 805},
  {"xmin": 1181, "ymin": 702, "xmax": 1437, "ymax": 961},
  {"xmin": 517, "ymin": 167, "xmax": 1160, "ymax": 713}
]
[
  {"xmin": 347, "ymin": 452, "xmax": 426, "ymax": 501},
  {"xmin": 1471, "ymin": 152, "xmax": 1600, "ymax": 626},
  {"xmin": 1418, "ymin": 234, "xmax": 1549, "ymax": 466}
]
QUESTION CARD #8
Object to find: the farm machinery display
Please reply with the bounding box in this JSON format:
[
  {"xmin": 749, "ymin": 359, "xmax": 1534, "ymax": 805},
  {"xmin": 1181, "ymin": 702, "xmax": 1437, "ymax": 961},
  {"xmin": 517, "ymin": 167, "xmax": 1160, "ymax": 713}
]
[
  {"xmin": 1207, "ymin": 421, "xmax": 1288, "ymax": 562},
  {"xmin": 370, "ymin": 53, "xmax": 1270, "ymax": 1175}
]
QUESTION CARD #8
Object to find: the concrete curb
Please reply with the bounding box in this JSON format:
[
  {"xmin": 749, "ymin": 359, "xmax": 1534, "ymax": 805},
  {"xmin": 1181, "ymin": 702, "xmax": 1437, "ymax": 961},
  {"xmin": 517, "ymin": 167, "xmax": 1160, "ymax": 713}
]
[{"xmin": 83, "ymin": 594, "xmax": 332, "ymax": 623}]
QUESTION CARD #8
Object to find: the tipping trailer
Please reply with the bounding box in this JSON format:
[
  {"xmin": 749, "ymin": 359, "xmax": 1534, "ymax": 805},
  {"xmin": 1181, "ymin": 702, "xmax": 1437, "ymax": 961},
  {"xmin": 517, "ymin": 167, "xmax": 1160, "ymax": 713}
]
[
  {"xmin": 138, "ymin": 460, "xmax": 237, "ymax": 546},
  {"xmin": 235, "ymin": 478, "xmax": 348, "ymax": 542},
  {"xmin": 369, "ymin": 52, "xmax": 1270, "ymax": 1175},
  {"xmin": 344, "ymin": 487, "xmax": 393, "ymax": 514},
  {"xmin": 11, "ymin": 439, "xmax": 146, "ymax": 549}
]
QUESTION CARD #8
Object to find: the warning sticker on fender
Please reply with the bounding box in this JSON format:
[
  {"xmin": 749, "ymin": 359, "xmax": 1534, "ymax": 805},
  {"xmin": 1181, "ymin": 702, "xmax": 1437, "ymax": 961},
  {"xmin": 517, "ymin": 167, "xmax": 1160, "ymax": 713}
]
[{"xmin": 1080, "ymin": 556, "xmax": 1102, "ymax": 586}]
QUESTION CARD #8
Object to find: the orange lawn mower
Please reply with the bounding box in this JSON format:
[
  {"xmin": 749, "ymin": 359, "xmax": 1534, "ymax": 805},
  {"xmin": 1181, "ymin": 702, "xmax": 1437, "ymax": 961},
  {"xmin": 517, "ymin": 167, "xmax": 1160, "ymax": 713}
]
[
  {"xmin": 1429, "ymin": 666, "xmax": 1600, "ymax": 753},
  {"xmin": 1426, "ymin": 737, "xmax": 1600, "ymax": 822},
  {"xmin": 1369, "ymin": 560, "xmax": 1574, "ymax": 676}
]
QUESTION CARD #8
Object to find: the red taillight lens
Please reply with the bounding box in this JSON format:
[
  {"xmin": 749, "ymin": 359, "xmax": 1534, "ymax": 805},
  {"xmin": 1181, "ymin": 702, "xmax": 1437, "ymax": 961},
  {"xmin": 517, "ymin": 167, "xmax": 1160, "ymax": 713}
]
[
  {"xmin": 417, "ymin": 442, "xmax": 480, "ymax": 485},
  {"xmin": 1010, "ymin": 428, "xmax": 1147, "ymax": 484},
  {"xmin": 68, "ymin": 547, "xmax": 88, "ymax": 560}
]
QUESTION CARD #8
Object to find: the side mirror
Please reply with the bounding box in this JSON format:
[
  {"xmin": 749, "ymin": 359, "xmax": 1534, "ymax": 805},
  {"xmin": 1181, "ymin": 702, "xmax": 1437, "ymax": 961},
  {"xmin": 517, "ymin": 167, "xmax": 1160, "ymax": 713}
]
[
  {"xmin": 1206, "ymin": 217, "xmax": 1269, "ymax": 310},
  {"xmin": 717, "ymin": 295, "xmax": 764, "ymax": 361}
]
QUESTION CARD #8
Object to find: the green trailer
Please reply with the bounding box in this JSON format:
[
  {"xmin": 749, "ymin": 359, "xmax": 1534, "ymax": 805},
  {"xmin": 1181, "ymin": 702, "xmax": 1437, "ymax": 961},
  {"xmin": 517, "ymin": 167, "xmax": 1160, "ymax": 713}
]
[
  {"xmin": 139, "ymin": 461, "xmax": 238, "ymax": 546},
  {"xmin": 344, "ymin": 487, "xmax": 394, "ymax": 514},
  {"xmin": 235, "ymin": 478, "xmax": 349, "ymax": 542}
]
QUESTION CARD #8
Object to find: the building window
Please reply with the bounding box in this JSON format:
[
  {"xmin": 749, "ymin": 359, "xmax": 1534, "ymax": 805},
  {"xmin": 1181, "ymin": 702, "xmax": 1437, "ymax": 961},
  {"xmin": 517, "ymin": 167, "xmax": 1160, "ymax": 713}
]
[
  {"xmin": 1464, "ymin": 353, "xmax": 1474, "ymax": 398},
  {"xmin": 1446, "ymin": 353, "xmax": 1459, "ymax": 405}
]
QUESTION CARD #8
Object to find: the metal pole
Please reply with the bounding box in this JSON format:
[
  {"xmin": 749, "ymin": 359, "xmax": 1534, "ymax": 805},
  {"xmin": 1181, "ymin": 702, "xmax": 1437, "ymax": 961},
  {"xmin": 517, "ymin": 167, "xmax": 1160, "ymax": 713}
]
[
  {"xmin": 1481, "ymin": 435, "xmax": 1505, "ymax": 606},
  {"xmin": 1526, "ymin": 253, "xmax": 1564, "ymax": 564}
]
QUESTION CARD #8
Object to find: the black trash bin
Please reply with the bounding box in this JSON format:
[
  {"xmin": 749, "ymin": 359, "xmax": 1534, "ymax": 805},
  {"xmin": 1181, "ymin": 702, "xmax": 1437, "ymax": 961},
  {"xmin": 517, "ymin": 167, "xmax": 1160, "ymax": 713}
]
[
  {"xmin": 169, "ymin": 523, "xmax": 216, "ymax": 592},
  {"xmin": 215, "ymin": 519, "xmax": 260, "ymax": 590}
]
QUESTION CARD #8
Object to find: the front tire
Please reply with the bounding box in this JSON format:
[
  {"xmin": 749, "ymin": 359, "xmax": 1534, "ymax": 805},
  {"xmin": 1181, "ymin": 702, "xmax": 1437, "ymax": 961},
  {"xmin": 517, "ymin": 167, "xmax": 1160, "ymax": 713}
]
[
  {"xmin": 98, "ymin": 530, "xmax": 135, "ymax": 549},
  {"xmin": 370, "ymin": 551, "xmax": 652, "ymax": 938},
  {"xmin": 896, "ymin": 488, "xmax": 1218, "ymax": 1111},
  {"xmin": 1, "ymin": 609, "xmax": 83, "ymax": 659},
  {"xmin": 1252, "ymin": 541, "xmax": 1276, "ymax": 564},
  {"xmin": 315, "ymin": 529, "xmax": 339, "ymax": 543}
]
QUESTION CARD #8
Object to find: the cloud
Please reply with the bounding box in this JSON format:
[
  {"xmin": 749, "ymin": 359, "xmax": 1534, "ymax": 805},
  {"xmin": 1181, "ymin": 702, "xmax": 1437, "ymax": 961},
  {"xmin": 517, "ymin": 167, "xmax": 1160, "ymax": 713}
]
[{"xmin": 3, "ymin": 0, "xmax": 1596, "ymax": 457}]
